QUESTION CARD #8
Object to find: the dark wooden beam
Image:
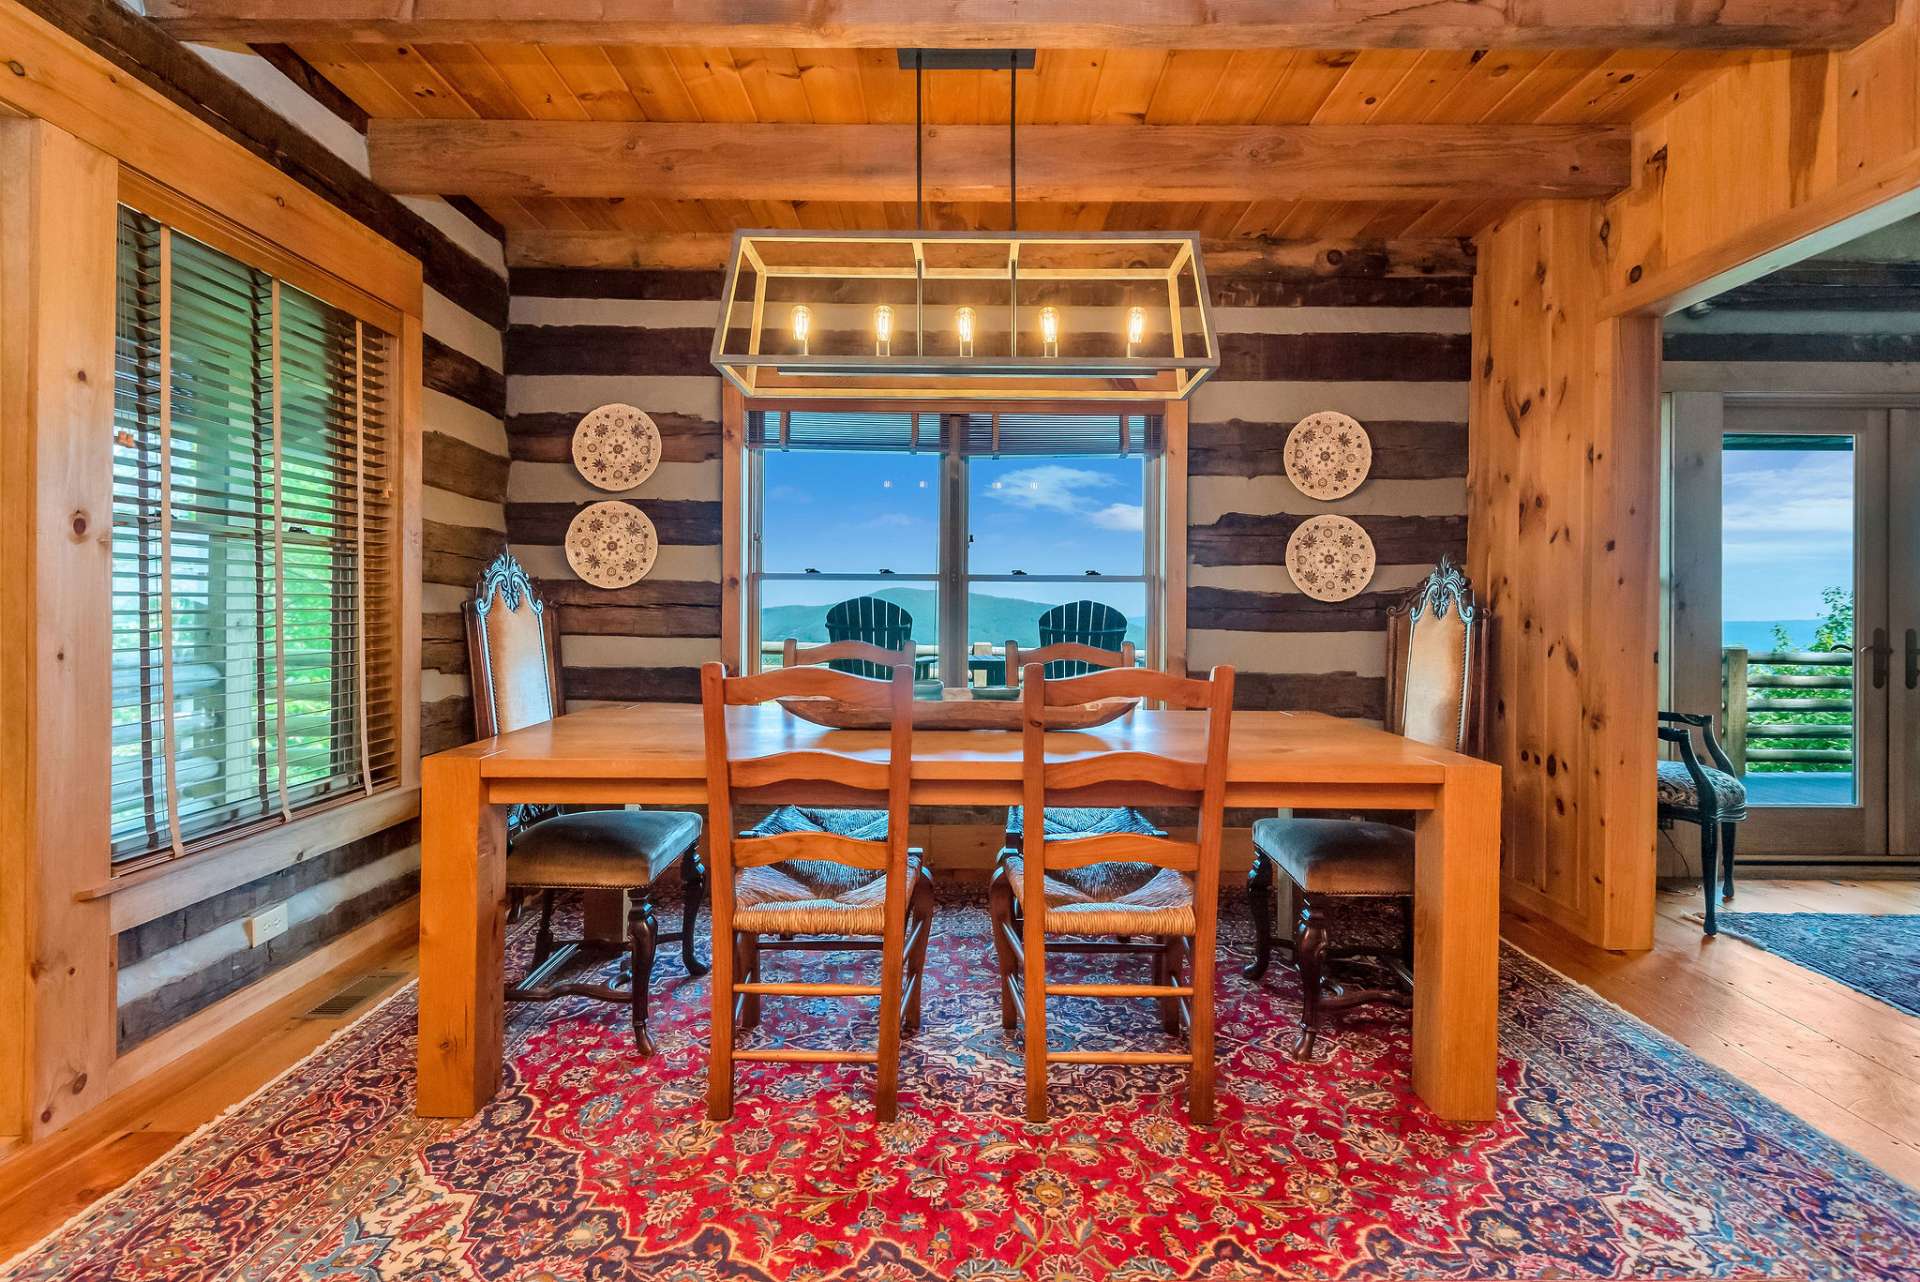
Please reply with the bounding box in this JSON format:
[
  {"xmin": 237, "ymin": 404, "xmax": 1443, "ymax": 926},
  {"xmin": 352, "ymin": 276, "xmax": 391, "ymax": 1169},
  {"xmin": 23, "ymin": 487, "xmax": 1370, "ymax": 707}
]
[
  {"xmin": 1688, "ymin": 260, "xmax": 1920, "ymax": 311},
  {"xmin": 371, "ymin": 121, "xmax": 1629, "ymax": 203},
  {"xmin": 147, "ymin": 0, "xmax": 1895, "ymax": 49}
]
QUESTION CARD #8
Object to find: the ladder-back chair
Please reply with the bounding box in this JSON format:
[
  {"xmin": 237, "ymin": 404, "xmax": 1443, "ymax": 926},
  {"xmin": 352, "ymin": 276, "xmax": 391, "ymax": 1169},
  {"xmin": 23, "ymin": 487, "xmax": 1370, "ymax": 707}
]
[
  {"xmin": 997, "ymin": 639, "xmax": 1159, "ymax": 849},
  {"xmin": 466, "ymin": 550, "xmax": 706, "ymax": 1055},
  {"xmin": 760, "ymin": 640, "xmax": 919, "ymax": 842},
  {"xmin": 699, "ymin": 660, "xmax": 935, "ymax": 1123},
  {"xmin": 991, "ymin": 663, "xmax": 1236, "ymax": 1123}
]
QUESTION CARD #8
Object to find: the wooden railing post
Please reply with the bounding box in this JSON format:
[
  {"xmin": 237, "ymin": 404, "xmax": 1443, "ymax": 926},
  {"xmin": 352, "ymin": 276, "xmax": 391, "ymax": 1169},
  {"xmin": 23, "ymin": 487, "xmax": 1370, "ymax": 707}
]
[{"xmin": 1723, "ymin": 646, "xmax": 1748, "ymax": 774}]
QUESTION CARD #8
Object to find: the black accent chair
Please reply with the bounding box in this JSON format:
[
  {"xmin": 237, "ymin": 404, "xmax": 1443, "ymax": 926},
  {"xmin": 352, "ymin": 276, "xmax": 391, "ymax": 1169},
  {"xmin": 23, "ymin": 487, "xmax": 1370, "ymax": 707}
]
[{"xmin": 1657, "ymin": 711, "xmax": 1748, "ymax": 935}]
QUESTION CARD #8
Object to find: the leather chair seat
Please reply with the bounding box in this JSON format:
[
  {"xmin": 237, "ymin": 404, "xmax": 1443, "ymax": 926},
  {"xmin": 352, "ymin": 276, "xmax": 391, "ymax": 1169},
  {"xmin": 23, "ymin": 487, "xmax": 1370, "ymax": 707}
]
[
  {"xmin": 507, "ymin": 810, "xmax": 702, "ymax": 889},
  {"xmin": 1251, "ymin": 817, "xmax": 1415, "ymax": 897}
]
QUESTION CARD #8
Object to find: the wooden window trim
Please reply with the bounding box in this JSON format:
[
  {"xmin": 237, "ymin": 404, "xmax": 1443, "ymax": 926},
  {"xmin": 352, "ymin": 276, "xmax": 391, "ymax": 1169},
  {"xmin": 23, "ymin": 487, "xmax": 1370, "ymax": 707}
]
[
  {"xmin": 721, "ymin": 394, "xmax": 1187, "ymax": 679},
  {"xmin": 105, "ymin": 175, "xmax": 422, "ymax": 883}
]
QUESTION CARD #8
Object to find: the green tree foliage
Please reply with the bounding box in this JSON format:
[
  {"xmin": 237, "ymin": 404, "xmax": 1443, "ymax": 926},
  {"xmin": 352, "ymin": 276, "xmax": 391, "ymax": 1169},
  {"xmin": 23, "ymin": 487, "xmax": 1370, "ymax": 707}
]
[{"xmin": 1749, "ymin": 588, "xmax": 1852, "ymax": 774}]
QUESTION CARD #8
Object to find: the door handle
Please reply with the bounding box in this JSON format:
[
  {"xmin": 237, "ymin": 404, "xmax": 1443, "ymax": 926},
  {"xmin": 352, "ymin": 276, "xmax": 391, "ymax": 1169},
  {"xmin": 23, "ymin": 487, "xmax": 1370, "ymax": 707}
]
[
  {"xmin": 1868, "ymin": 627, "xmax": 1892, "ymax": 690},
  {"xmin": 1907, "ymin": 628, "xmax": 1918, "ymax": 691}
]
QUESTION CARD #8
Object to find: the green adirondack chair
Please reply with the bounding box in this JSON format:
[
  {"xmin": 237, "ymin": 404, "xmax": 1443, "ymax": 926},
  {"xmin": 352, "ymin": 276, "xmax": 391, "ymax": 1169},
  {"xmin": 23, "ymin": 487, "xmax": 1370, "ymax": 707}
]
[
  {"xmin": 824, "ymin": 595, "xmax": 919, "ymax": 679},
  {"xmin": 1036, "ymin": 600, "xmax": 1131, "ymax": 678}
]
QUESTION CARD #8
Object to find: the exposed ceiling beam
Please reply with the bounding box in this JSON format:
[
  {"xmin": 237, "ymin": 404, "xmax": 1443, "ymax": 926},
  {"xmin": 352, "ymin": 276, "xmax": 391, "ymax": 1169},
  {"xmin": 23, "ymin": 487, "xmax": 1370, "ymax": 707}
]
[
  {"xmin": 145, "ymin": 0, "xmax": 1894, "ymax": 49},
  {"xmin": 371, "ymin": 121, "xmax": 1628, "ymax": 203},
  {"xmin": 505, "ymin": 231, "xmax": 1481, "ymax": 274}
]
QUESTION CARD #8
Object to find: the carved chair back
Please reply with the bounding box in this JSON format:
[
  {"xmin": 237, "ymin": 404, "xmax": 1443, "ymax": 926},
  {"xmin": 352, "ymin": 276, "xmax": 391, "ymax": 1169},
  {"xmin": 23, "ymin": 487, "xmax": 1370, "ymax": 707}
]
[
  {"xmin": 465, "ymin": 549, "xmax": 563, "ymax": 739},
  {"xmin": 1385, "ymin": 556, "xmax": 1489, "ymax": 757}
]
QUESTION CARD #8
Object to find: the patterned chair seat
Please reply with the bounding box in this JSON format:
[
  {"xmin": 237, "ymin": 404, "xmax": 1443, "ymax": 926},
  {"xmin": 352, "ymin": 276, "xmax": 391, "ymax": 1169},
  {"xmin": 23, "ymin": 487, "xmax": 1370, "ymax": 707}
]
[
  {"xmin": 1656, "ymin": 761, "xmax": 1748, "ymax": 817},
  {"xmin": 1004, "ymin": 805, "xmax": 1164, "ymax": 841},
  {"xmin": 1003, "ymin": 855, "xmax": 1194, "ymax": 936}
]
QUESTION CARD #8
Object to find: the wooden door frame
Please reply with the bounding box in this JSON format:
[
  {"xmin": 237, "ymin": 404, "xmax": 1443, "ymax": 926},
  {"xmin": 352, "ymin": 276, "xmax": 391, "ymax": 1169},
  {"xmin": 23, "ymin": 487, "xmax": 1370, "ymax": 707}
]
[{"xmin": 1668, "ymin": 394, "xmax": 1897, "ymax": 860}]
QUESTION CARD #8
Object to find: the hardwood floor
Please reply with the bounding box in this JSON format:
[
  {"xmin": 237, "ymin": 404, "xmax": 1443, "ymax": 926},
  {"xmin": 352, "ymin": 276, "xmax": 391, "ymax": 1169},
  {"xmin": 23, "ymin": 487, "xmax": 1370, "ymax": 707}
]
[
  {"xmin": 1507, "ymin": 878, "xmax": 1920, "ymax": 1187},
  {"xmin": 1, "ymin": 880, "xmax": 1915, "ymax": 1263}
]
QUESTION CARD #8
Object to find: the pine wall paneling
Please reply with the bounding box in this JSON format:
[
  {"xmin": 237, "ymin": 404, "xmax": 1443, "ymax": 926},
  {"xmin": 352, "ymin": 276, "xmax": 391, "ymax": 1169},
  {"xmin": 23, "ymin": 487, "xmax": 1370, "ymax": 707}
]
[{"xmin": 1471, "ymin": 1, "xmax": 1920, "ymax": 949}]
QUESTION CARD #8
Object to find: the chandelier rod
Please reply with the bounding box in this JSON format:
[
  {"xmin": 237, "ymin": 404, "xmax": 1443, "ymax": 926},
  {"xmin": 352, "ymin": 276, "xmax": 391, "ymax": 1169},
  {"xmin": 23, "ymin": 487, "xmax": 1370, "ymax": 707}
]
[
  {"xmin": 915, "ymin": 52, "xmax": 924, "ymax": 232},
  {"xmin": 1009, "ymin": 50, "xmax": 1018, "ymax": 233}
]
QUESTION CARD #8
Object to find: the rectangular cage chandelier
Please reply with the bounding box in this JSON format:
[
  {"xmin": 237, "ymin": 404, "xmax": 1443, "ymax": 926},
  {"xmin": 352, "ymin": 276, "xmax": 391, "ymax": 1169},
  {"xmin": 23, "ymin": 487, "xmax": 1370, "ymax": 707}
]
[{"xmin": 709, "ymin": 229, "xmax": 1220, "ymax": 403}]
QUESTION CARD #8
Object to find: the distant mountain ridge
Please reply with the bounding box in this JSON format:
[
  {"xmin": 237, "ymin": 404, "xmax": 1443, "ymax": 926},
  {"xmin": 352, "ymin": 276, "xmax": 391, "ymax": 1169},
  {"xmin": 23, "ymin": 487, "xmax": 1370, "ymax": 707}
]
[{"xmin": 761, "ymin": 587, "xmax": 1146, "ymax": 650}]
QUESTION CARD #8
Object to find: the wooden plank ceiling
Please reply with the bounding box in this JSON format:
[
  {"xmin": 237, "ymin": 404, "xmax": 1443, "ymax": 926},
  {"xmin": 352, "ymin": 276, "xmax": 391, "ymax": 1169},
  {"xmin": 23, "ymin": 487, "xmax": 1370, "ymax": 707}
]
[{"xmin": 293, "ymin": 42, "xmax": 1740, "ymax": 244}]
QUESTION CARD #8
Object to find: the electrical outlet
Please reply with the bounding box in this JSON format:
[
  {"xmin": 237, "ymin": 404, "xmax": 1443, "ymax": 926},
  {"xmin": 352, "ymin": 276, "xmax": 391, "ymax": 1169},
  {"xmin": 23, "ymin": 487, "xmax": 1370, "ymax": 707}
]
[{"xmin": 245, "ymin": 902, "xmax": 290, "ymax": 948}]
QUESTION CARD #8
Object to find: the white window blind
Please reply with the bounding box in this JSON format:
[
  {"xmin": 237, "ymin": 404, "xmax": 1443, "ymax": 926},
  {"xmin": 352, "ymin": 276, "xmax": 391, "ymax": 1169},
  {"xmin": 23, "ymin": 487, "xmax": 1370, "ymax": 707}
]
[{"xmin": 110, "ymin": 206, "xmax": 399, "ymax": 866}]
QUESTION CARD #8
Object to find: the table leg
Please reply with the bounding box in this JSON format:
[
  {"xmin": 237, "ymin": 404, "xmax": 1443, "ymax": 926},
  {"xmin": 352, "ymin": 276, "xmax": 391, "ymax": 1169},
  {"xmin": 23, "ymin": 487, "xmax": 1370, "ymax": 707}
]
[
  {"xmin": 417, "ymin": 754, "xmax": 509, "ymax": 1117},
  {"xmin": 1411, "ymin": 762, "xmax": 1502, "ymax": 1121}
]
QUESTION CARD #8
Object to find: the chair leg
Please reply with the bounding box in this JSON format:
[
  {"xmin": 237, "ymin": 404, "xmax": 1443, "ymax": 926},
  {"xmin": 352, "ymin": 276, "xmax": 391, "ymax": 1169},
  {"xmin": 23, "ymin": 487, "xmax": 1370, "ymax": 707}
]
[
  {"xmin": 680, "ymin": 848, "xmax": 710, "ymax": 976},
  {"xmin": 1158, "ymin": 935, "xmax": 1185, "ymax": 1035},
  {"xmin": 1292, "ymin": 895, "xmax": 1328, "ymax": 1061},
  {"xmin": 1022, "ymin": 895, "xmax": 1050, "ymax": 1124},
  {"xmin": 904, "ymin": 869, "xmax": 935, "ymax": 1034},
  {"xmin": 1242, "ymin": 850, "xmax": 1275, "ymax": 981},
  {"xmin": 1698, "ymin": 819, "xmax": 1720, "ymax": 936},
  {"xmin": 987, "ymin": 865, "xmax": 1020, "ymax": 1031},
  {"xmin": 629, "ymin": 892, "xmax": 658, "ymax": 1057},
  {"xmin": 735, "ymin": 933, "xmax": 761, "ymax": 1031},
  {"xmin": 533, "ymin": 889, "xmax": 557, "ymax": 966},
  {"xmin": 1720, "ymin": 821, "xmax": 1738, "ymax": 904}
]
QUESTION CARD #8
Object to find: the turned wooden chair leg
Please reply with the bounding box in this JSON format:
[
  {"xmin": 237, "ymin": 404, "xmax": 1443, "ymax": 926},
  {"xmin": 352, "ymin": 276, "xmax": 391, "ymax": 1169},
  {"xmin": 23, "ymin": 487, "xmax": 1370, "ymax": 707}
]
[
  {"xmin": 1291, "ymin": 895, "xmax": 1328, "ymax": 1061},
  {"xmin": 1242, "ymin": 851, "xmax": 1275, "ymax": 980},
  {"xmin": 629, "ymin": 892, "xmax": 658, "ymax": 1057},
  {"xmin": 904, "ymin": 870, "xmax": 935, "ymax": 1034},
  {"xmin": 533, "ymin": 889, "xmax": 557, "ymax": 965},
  {"xmin": 1698, "ymin": 817, "xmax": 1720, "ymax": 936},
  {"xmin": 680, "ymin": 849, "xmax": 710, "ymax": 976},
  {"xmin": 1720, "ymin": 821, "xmax": 1738, "ymax": 904},
  {"xmin": 987, "ymin": 866, "xmax": 1021, "ymax": 1031},
  {"xmin": 1158, "ymin": 935, "xmax": 1185, "ymax": 1034}
]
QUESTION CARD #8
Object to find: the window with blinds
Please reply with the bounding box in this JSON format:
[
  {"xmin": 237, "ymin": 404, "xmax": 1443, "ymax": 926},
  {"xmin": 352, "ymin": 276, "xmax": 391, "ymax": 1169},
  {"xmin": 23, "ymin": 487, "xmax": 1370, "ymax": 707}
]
[
  {"xmin": 745, "ymin": 410, "xmax": 1160, "ymax": 456},
  {"xmin": 111, "ymin": 206, "xmax": 399, "ymax": 866}
]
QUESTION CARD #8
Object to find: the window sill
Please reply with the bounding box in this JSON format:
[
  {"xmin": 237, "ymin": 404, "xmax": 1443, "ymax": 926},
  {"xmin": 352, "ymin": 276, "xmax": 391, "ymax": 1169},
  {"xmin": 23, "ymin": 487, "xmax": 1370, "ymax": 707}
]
[{"xmin": 79, "ymin": 786, "xmax": 422, "ymax": 933}]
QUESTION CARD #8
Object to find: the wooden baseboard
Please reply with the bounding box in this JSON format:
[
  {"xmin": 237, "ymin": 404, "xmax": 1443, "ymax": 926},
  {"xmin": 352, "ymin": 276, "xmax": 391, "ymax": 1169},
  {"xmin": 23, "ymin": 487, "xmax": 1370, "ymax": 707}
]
[{"xmin": 0, "ymin": 897, "xmax": 418, "ymax": 1205}]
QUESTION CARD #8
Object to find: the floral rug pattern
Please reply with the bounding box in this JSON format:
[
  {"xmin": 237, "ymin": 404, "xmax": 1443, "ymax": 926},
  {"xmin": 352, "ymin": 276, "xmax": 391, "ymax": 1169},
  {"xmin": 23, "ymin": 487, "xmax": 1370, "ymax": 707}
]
[{"xmin": 5, "ymin": 894, "xmax": 1919, "ymax": 1281}]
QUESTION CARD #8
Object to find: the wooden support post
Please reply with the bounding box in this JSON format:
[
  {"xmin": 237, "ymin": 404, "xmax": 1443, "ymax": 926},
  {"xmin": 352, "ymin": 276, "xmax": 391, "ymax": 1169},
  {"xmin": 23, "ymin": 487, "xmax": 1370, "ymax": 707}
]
[
  {"xmin": 1723, "ymin": 646, "xmax": 1750, "ymax": 774},
  {"xmin": 0, "ymin": 117, "xmax": 121, "ymax": 1141}
]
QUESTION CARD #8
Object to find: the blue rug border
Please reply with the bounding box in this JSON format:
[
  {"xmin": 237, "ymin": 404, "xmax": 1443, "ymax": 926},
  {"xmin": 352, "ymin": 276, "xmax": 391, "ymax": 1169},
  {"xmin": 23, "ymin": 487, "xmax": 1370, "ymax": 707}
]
[{"xmin": 1716, "ymin": 911, "xmax": 1920, "ymax": 1019}]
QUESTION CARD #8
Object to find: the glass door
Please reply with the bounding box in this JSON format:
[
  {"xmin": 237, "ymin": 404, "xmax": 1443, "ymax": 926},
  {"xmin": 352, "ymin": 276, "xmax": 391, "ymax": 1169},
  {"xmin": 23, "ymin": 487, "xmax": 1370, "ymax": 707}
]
[{"xmin": 1671, "ymin": 397, "xmax": 1907, "ymax": 860}]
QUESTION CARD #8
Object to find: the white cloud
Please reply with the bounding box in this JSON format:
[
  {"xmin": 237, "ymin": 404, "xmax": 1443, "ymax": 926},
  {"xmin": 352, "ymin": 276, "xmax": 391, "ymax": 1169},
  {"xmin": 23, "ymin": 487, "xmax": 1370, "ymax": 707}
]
[
  {"xmin": 1088, "ymin": 503, "xmax": 1144, "ymax": 532},
  {"xmin": 982, "ymin": 464, "xmax": 1117, "ymax": 515}
]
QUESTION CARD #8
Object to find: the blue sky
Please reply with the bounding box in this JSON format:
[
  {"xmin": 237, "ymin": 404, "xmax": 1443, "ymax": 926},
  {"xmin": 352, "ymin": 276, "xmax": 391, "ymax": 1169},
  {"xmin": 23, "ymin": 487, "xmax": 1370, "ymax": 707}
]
[
  {"xmin": 759, "ymin": 450, "xmax": 1145, "ymax": 597},
  {"xmin": 1722, "ymin": 443, "xmax": 1853, "ymax": 623}
]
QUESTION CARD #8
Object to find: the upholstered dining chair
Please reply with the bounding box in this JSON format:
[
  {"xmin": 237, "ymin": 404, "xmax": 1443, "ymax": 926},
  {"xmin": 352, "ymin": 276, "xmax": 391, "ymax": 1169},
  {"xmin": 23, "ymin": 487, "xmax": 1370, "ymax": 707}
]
[
  {"xmin": 1657, "ymin": 711, "xmax": 1747, "ymax": 935},
  {"xmin": 990, "ymin": 663, "xmax": 1236, "ymax": 1123},
  {"xmin": 1241, "ymin": 556, "xmax": 1488, "ymax": 1060},
  {"xmin": 699, "ymin": 659, "xmax": 936, "ymax": 1123},
  {"xmin": 465, "ymin": 549, "xmax": 707, "ymax": 1056}
]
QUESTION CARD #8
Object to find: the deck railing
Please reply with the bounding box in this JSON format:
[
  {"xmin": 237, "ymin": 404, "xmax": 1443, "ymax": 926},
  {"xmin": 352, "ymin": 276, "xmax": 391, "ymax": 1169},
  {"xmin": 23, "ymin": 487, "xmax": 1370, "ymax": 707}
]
[{"xmin": 1721, "ymin": 646, "xmax": 1855, "ymax": 775}]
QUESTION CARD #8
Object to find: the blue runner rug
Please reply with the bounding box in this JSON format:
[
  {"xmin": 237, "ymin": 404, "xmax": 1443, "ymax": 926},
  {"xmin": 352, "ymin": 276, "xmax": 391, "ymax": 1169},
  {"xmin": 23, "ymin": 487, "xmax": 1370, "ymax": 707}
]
[{"xmin": 1717, "ymin": 912, "xmax": 1920, "ymax": 1018}]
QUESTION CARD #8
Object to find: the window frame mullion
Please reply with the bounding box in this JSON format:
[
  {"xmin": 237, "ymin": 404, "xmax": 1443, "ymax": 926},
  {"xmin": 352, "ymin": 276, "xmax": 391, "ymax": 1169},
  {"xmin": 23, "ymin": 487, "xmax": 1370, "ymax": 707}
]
[{"xmin": 938, "ymin": 416, "xmax": 969, "ymax": 690}]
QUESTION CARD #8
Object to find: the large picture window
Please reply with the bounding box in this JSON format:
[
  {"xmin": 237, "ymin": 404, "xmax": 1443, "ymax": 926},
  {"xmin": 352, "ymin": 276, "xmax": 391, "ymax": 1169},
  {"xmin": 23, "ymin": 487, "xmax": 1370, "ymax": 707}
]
[
  {"xmin": 747, "ymin": 410, "xmax": 1161, "ymax": 683},
  {"xmin": 110, "ymin": 206, "xmax": 400, "ymax": 866}
]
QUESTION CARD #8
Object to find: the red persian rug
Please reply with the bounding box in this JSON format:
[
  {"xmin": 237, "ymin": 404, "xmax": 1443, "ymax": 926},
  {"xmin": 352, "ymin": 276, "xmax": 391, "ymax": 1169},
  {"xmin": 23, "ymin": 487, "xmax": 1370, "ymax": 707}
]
[{"xmin": 5, "ymin": 891, "xmax": 1918, "ymax": 1282}]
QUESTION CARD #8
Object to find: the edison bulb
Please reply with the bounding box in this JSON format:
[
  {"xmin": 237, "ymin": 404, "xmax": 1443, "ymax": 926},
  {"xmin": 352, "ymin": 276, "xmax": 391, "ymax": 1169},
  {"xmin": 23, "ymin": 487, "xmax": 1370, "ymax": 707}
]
[
  {"xmin": 1039, "ymin": 306, "xmax": 1060, "ymax": 355},
  {"xmin": 873, "ymin": 304, "xmax": 894, "ymax": 355},
  {"xmin": 1126, "ymin": 305, "xmax": 1147, "ymax": 348},
  {"xmin": 955, "ymin": 306, "xmax": 976, "ymax": 356},
  {"xmin": 790, "ymin": 304, "xmax": 812, "ymax": 353}
]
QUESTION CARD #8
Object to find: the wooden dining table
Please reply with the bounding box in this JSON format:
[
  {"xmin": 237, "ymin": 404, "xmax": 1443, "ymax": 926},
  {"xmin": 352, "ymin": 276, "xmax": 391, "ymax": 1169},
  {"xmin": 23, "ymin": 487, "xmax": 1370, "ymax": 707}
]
[{"xmin": 416, "ymin": 702, "xmax": 1502, "ymax": 1122}]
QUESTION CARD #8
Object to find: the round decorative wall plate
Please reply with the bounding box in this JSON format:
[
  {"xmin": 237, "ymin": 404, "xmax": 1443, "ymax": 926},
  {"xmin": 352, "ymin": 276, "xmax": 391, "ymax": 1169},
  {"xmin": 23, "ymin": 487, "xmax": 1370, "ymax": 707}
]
[
  {"xmin": 572, "ymin": 403, "xmax": 662, "ymax": 492},
  {"xmin": 565, "ymin": 501, "xmax": 658, "ymax": 589},
  {"xmin": 1284, "ymin": 411, "xmax": 1372, "ymax": 500},
  {"xmin": 1285, "ymin": 514, "xmax": 1377, "ymax": 602}
]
